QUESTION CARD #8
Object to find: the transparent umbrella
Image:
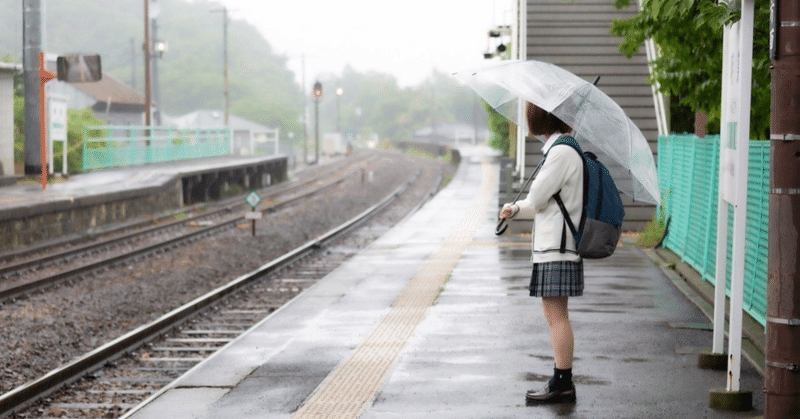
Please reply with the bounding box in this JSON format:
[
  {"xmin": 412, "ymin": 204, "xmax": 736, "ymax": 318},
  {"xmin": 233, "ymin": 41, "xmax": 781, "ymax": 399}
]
[{"xmin": 454, "ymin": 59, "xmax": 660, "ymax": 206}]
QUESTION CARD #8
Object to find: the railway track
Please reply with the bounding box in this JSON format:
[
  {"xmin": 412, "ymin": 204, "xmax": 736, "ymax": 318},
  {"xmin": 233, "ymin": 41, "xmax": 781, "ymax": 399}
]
[
  {"xmin": 0, "ymin": 153, "xmax": 373, "ymax": 269},
  {"xmin": 1, "ymin": 160, "xmax": 443, "ymax": 419},
  {"xmin": 0, "ymin": 155, "xmax": 376, "ymax": 304}
]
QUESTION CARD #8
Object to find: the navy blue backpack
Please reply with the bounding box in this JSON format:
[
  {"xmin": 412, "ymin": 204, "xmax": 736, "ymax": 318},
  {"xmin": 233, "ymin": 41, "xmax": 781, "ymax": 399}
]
[{"xmin": 550, "ymin": 136, "xmax": 625, "ymax": 259}]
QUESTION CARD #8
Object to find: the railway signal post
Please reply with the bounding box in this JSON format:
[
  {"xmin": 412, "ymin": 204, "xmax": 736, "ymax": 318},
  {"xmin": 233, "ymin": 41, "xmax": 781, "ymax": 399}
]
[{"xmin": 245, "ymin": 191, "xmax": 263, "ymax": 237}]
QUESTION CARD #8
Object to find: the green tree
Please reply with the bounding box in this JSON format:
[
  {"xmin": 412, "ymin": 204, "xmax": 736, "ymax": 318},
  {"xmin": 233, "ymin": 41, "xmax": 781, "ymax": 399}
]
[
  {"xmin": 13, "ymin": 96, "xmax": 24, "ymax": 165},
  {"xmin": 611, "ymin": 0, "xmax": 771, "ymax": 139},
  {"xmin": 316, "ymin": 66, "xmax": 485, "ymax": 144},
  {"xmin": 55, "ymin": 108, "xmax": 106, "ymax": 174},
  {"xmin": 485, "ymin": 102, "xmax": 509, "ymax": 156},
  {"xmin": 0, "ymin": 0, "xmax": 304, "ymax": 143}
]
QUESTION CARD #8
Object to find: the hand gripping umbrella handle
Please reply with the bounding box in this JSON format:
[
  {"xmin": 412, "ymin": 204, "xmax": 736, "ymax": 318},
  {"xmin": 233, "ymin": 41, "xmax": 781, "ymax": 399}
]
[{"xmin": 495, "ymin": 161, "xmax": 542, "ymax": 236}]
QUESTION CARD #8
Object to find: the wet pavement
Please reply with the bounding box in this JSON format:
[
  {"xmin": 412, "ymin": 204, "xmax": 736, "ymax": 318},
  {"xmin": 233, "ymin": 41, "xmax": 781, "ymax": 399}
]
[{"xmin": 124, "ymin": 145, "xmax": 764, "ymax": 419}]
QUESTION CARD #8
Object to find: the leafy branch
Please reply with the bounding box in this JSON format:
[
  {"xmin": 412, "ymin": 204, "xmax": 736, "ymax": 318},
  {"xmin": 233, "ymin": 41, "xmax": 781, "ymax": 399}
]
[{"xmin": 611, "ymin": 0, "xmax": 771, "ymax": 139}]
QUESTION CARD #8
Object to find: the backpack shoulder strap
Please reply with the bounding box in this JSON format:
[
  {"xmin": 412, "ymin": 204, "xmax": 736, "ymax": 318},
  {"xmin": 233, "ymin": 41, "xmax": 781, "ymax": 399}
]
[
  {"xmin": 551, "ymin": 135, "xmax": 582, "ymax": 154},
  {"xmin": 550, "ymin": 135, "xmax": 587, "ymax": 253},
  {"xmin": 553, "ymin": 192, "xmax": 577, "ymax": 254}
]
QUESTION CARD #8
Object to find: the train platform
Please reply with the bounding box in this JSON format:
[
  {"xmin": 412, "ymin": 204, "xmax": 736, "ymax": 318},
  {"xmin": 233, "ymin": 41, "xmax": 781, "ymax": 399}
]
[
  {"xmin": 122, "ymin": 145, "xmax": 764, "ymax": 419},
  {"xmin": 0, "ymin": 154, "xmax": 290, "ymax": 254},
  {"xmin": 0, "ymin": 155, "xmax": 287, "ymax": 213}
]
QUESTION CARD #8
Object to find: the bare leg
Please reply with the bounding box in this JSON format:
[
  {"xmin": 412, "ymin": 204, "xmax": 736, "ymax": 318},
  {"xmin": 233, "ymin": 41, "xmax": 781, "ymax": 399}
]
[
  {"xmin": 541, "ymin": 296, "xmax": 573, "ymax": 369},
  {"xmin": 527, "ymin": 296, "xmax": 576, "ymax": 403}
]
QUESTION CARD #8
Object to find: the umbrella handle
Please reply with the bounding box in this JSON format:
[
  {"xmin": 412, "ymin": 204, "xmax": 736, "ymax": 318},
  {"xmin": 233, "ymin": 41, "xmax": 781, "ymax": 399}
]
[
  {"xmin": 495, "ymin": 159, "xmax": 545, "ymax": 237},
  {"xmin": 495, "ymin": 218, "xmax": 508, "ymax": 236}
]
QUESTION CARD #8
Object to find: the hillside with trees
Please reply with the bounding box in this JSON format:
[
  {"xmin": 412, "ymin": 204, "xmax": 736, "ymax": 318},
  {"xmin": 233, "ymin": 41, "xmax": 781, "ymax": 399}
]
[{"xmin": 0, "ymin": 0, "xmax": 485, "ymax": 153}]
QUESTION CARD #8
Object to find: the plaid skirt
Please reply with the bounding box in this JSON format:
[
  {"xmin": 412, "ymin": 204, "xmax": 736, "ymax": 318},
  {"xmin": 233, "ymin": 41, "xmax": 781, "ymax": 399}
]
[{"xmin": 529, "ymin": 260, "xmax": 584, "ymax": 297}]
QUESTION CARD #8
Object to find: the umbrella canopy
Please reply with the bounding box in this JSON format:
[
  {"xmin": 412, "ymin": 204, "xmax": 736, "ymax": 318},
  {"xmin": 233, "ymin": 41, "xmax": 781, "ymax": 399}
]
[{"xmin": 454, "ymin": 59, "xmax": 660, "ymax": 206}]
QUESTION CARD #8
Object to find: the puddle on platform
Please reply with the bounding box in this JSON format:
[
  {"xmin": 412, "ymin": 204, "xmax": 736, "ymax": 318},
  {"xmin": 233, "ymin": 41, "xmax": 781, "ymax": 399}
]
[
  {"xmin": 520, "ymin": 372, "xmax": 551, "ymax": 382},
  {"xmin": 500, "ymin": 275, "xmax": 529, "ymax": 283},
  {"xmin": 570, "ymin": 308, "xmax": 627, "ymax": 314},
  {"xmin": 573, "ymin": 375, "xmax": 612, "ymax": 385},
  {"xmin": 619, "ymin": 357, "xmax": 650, "ymax": 364},
  {"xmin": 667, "ymin": 322, "xmax": 713, "ymax": 331},
  {"xmin": 601, "ymin": 283, "xmax": 650, "ymax": 291},
  {"xmin": 592, "ymin": 355, "xmax": 652, "ymax": 365},
  {"xmin": 518, "ymin": 372, "xmax": 610, "ymax": 386},
  {"xmin": 499, "ymin": 249, "xmax": 531, "ymax": 259}
]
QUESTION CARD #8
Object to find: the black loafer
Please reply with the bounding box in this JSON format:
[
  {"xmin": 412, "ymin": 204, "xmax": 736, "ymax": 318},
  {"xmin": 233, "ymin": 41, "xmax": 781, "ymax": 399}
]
[{"xmin": 526, "ymin": 382, "xmax": 576, "ymax": 405}]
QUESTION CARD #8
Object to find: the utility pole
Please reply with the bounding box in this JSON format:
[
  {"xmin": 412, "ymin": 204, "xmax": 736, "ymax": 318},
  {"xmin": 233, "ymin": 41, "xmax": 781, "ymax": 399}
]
[
  {"xmin": 765, "ymin": 0, "xmax": 800, "ymax": 417},
  {"xmin": 131, "ymin": 37, "xmax": 137, "ymax": 90},
  {"xmin": 22, "ymin": 0, "xmax": 42, "ymax": 175},
  {"xmin": 313, "ymin": 81, "xmax": 322, "ymax": 165},
  {"xmin": 302, "ymin": 54, "xmax": 307, "ymax": 164},
  {"xmin": 143, "ymin": 0, "xmax": 152, "ymax": 127},
  {"xmin": 152, "ymin": 18, "xmax": 162, "ymax": 125},
  {"xmin": 211, "ymin": 7, "xmax": 230, "ymax": 126},
  {"xmin": 223, "ymin": 7, "xmax": 229, "ymax": 126}
]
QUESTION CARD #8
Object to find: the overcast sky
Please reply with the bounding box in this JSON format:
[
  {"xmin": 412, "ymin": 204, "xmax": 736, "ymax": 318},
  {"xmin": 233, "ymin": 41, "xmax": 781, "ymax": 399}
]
[{"xmin": 214, "ymin": 0, "xmax": 515, "ymax": 88}]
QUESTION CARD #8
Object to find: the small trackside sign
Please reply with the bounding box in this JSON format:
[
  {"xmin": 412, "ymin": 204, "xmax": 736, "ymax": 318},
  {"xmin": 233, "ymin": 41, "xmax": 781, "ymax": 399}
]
[
  {"xmin": 245, "ymin": 191, "xmax": 262, "ymax": 236},
  {"xmin": 245, "ymin": 191, "xmax": 262, "ymax": 209}
]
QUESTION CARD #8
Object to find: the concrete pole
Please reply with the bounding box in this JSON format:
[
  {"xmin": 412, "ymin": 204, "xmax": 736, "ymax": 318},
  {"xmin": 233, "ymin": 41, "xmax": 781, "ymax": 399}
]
[
  {"xmin": 131, "ymin": 37, "xmax": 137, "ymax": 90},
  {"xmin": 515, "ymin": 0, "xmax": 527, "ymax": 179},
  {"xmin": 143, "ymin": 0, "xmax": 152, "ymax": 127},
  {"xmin": 302, "ymin": 55, "xmax": 307, "ymax": 164},
  {"xmin": 152, "ymin": 18, "xmax": 162, "ymax": 126},
  {"xmin": 22, "ymin": 0, "xmax": 41, "ymax": 175},
  {"xmin": 314, "ymin": 99, "xmax": 319, "ymax": 164},
  {"xmin": 765, "ymin": 0, "xmax": 800, "ymax": 417},
  {"xmin": 223, "ymin": 7, "xmax": 229, "ymax": 126}
]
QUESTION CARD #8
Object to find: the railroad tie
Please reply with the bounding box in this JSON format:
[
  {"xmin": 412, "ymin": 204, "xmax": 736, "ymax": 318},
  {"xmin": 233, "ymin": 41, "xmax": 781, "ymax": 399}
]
[{"xmin": 292, "ymin": 161, "xmax": 495, "ymax": 419}]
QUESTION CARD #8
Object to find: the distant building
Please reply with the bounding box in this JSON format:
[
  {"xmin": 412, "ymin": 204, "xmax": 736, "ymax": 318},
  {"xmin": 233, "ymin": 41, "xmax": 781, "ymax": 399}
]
[
  {"xmin": 166, "ymin": 110, "xmax": 280, "ymax": 156},
  {"xmin": 46, "ymin": 74, "xmax": 147, "ymax": 126},
  {"xmin": 413, "ymin": 122, "xmax": 488, "ymax": 145},
  {"xmin": 45, "ymin": 55, "xmax": 147, "ymax": 126},
  {"xmin": 0, "ymin": 62, "xmax": 21, "ymax": 177}
]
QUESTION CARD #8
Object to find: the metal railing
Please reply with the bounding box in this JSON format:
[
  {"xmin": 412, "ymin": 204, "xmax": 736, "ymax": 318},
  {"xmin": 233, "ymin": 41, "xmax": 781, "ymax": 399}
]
[
  {"xmin": 658, "ymin": 134, "xmax": 769, "ymax": 326},
  {"xmin": 82, "ymin": 125, "xmax": 231, "ymax": 170}
]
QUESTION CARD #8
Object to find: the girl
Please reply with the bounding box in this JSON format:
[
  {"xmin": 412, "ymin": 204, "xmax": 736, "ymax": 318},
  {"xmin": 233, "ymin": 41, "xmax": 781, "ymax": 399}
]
[{"xmin": 500, "ymin": 103, "xmax": 584, "ymax": 404}]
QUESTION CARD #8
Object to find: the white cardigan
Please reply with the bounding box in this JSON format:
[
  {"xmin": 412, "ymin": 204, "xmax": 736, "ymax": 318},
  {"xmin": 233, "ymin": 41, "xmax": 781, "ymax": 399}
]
[{"xmin": 510, "ymin": 133, "xmax": 584, "ymax": 263}]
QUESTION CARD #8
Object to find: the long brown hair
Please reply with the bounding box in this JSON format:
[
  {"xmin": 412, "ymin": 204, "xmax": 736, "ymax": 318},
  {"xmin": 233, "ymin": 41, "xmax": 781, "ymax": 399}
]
[{"xmin": 526, "ymin": 102, "xmax": 571, "ymax": 136}]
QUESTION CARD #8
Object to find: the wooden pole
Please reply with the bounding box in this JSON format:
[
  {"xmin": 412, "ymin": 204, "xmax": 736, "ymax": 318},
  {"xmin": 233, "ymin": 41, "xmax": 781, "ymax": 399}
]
[{"xmin": 765, "ymin": 0, "xmax": 800, "ymax": 416}]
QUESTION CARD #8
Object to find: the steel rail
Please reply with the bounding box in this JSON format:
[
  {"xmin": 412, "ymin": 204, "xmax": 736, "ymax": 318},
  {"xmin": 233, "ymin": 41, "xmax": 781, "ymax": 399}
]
[
  {"xmin": 0, "ymin": 170, "xmax": 420, "ymax": 419},
  {"xmin": 0, "ymin": 169, "xmax": 361, "ymax": 304},
  {"xmin": 0, "ymin": 155, "xmax": 373, "ymax": 268}
]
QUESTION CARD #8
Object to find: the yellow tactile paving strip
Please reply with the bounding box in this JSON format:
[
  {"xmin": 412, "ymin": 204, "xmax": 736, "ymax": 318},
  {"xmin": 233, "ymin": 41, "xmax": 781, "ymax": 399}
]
[{"xmin": 292, "ymin": 161, "xmax": 495, "ymax": 419}]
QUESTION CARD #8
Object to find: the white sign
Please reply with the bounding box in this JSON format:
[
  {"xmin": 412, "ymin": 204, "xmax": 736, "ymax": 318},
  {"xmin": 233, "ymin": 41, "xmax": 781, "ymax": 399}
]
[
  {"xmin": 47, "ymin": 95, "xmax": 68, "ymax": 175},
  {"xmin": 713, "ymin": 0, "xmax": 754, "ymax": 395},
  {"xmin": 720, "ymin": 20, "xmax": 745, "ymax": 204},
  {"xmin": 245, "ymin": 211, "xmax": 262, "ymax": 220},
  {"xmin": 245, "ymin": 191, "xmax": 262, "ymax": 208},
  {"xmin": 48, "ymin": 96, "xmax": 67, "ymax": 141}
]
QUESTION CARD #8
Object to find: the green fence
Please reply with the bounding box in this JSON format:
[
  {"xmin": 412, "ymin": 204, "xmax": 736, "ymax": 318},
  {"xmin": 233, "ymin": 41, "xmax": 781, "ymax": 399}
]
[
  {"xmin": 658, "ymin": 134, "xmax": 769, "ymax": 326},
  {"xmin": 82, "ymin": 126, "xmax": 231, "ymax": 170}
]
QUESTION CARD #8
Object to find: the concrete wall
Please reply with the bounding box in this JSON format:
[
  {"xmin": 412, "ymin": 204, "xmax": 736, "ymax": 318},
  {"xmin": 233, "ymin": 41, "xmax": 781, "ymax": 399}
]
[
  {"xmin": 0, "ymin": 179, "xmax": 182, "ymax": 252},
  {"xmin": 0, "ymin": 156, "xmax": 289, "ymax": 252},
  {"xmin": 0, "ymin": 67, "xmax": 15, "ymax": 176}
]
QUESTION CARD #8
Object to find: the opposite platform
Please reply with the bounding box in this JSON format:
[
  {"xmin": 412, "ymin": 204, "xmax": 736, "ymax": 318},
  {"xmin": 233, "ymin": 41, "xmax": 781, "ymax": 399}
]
[
  {"xmin": 124, "ymin": 146, "xmax": 764, "ymax": 419},
  {"xmin": 0, "ymin": 155, "xmax": 288, "ymax": 253},
  {"xmin": 0, "ymin": 155, "xmax": 287, "ymax": 212}
]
